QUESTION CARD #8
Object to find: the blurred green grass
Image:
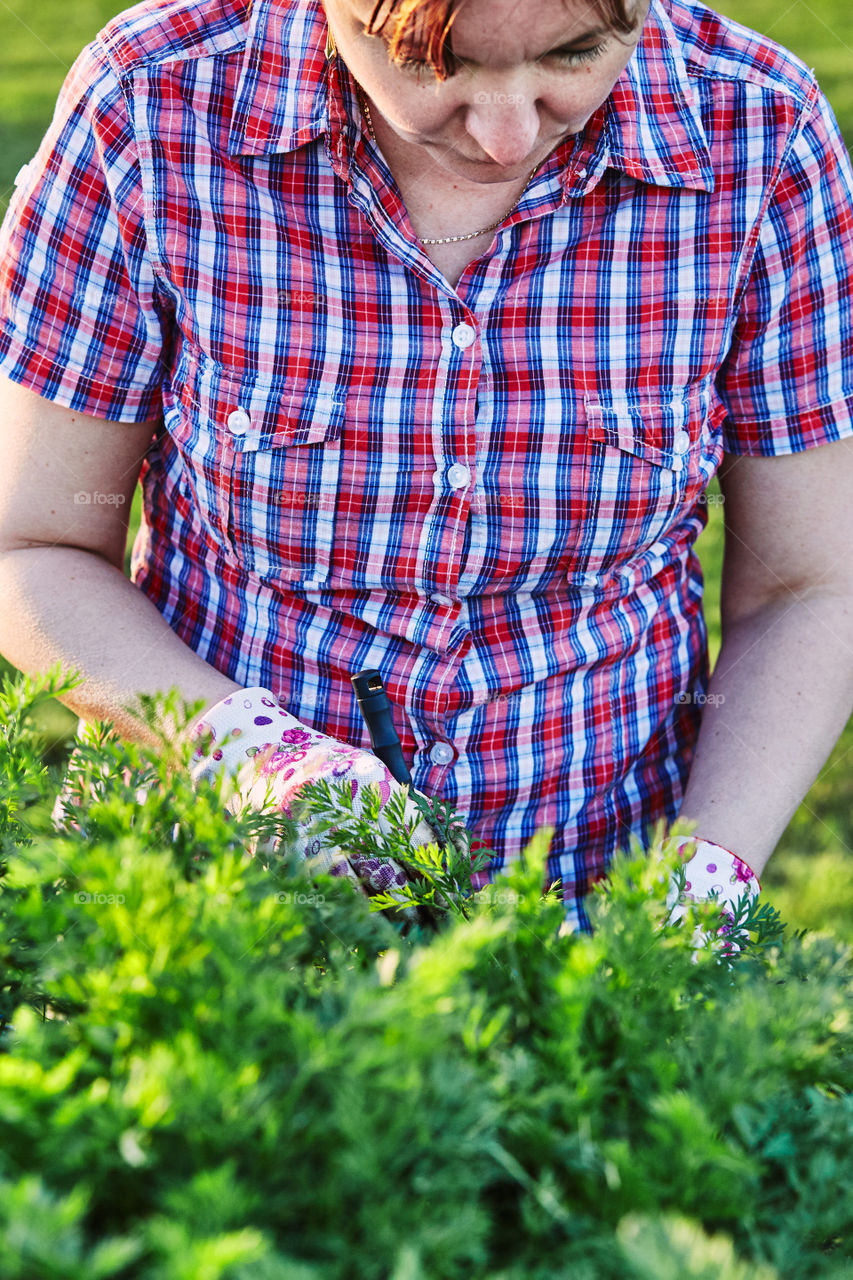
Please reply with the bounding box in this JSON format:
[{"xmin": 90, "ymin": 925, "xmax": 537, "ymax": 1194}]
[{"xmin": 1, "ymin": 0, "xmax": 852, "ymax": 935}]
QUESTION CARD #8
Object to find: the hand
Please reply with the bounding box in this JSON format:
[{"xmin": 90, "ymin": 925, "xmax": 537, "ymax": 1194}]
[
  {"xmin": 187, "ymin": 688, "xmax": 457, "ymax": 920},
  {"xmin": 665, "ymin": 837, "xmax": 761, "ymax": 960}
]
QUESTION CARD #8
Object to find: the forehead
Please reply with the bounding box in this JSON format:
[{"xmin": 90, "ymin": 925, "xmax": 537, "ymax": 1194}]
[{"xmin": 454, "ymin": 0, "xmax": 611, "ymax": 56}]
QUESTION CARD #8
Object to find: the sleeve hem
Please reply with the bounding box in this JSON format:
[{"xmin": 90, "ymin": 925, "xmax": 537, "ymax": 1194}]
[
  {"xmin": 0, "ymin": 320, "xmax": 162, "ymax": 423},
  {"xmin": 720, "ymin": 395, "xmax": 853, "ymax": 457}
]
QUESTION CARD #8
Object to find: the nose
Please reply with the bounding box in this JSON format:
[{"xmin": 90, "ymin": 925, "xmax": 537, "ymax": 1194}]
[{"xmin": 465, "ymin": 88, "xmax": 540, "ymax": 166}]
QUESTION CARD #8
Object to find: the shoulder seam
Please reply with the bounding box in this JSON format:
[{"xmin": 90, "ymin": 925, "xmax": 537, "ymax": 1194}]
[
  {"xmin": 94, "ymin": 3, "xmax": 248, "ymax": 79},
  {"xmin": 684, "ymin": 60, "xmax": 818, "ymax": 113}
]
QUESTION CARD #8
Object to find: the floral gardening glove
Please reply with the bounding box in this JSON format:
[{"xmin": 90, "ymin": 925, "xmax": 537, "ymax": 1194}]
[
  {"xmin": 187, "ymin": 687, "xmax": 464, "ymax": 921},
  {"xmin": 665, "ymin": 836, "xmax": 761, "ymax": 959}
]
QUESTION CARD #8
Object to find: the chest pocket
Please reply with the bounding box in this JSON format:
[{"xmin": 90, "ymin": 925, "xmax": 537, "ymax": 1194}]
[
  {"xmin": 165, "ymin": 345, "xmax": 346, "ymax": 587},
  {"xmin": 572, "ymin": 383, "xmax": 723, "ymax": 580}
]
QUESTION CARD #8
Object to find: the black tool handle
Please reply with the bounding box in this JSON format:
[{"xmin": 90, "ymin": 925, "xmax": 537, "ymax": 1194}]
[{"xmin": 351, "ymin": 668, "xmax": 413, "ymax": 785}]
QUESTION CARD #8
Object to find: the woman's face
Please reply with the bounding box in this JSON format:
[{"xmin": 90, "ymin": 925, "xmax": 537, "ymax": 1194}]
[{"xmin": 322, "ymin": 0, "xmax": 652, "ymax": 183}]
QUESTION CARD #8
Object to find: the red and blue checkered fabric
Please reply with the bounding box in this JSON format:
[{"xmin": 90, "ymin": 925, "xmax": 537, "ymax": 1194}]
[{"xmin": 3, "ymin": 0, "xmax": 853, "ymax": 930}]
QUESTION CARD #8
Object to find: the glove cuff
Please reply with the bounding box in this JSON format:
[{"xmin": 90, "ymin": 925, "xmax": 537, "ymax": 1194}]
[
  {"xmin": 674, "ymin": 837, "xmax": 761, "ymax": 901},
  {"xmin": 187, "ymin": 687, "xmax": 311, "ymax": 784}
]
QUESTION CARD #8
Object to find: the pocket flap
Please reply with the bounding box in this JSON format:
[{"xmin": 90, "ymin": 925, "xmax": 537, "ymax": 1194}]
[
  {"xmin": 583, "ymin": 387, "xmax": 706, "ymax": 472},
  {"xmin": 171, "ymin": 343, "xmax": 345, "ymax": 453}
]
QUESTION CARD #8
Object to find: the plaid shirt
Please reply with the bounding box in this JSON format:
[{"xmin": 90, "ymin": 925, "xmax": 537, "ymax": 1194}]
[{"xmin": 3, "ymin": 0, "xmax": 853, "ymax": 931}]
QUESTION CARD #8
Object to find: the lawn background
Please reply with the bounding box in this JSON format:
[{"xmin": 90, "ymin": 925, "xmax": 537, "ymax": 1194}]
[{"xmin": 1, "ymin": 0, "xmax": 851, "ymax": 936}]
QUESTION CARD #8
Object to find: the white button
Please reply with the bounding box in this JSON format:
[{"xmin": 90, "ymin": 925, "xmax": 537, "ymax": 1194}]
[
  {"xmin": 227, "ymin": 408, "xmax": 252, "ymax": 435},
  {"xmin": 431, "ymin": 593, "xmax": 453, "ymax": 605},
  {"xmin": 452, "ymin": 323, "xmax": 477, "ymax": 350},
  {"xmin": 446, "ymin": 463, "xmax": 471, "ymax": 489},
  {"xmin": 583, "ymin": 572, "xmax": 598, "ymax": 587},
  {"xmin": 431, "ymin": 742, "xmax": 455, "ymax": 766},
  {"xmin": 673, "ymin": 429, "xmax": 691, "ymax": 455},
  {"xmin": 13, "ymin": 163, "xmax": 30, "ymax": 188}
]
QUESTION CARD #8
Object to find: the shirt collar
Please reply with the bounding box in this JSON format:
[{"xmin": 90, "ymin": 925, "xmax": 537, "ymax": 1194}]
[
  {"xmin": 598, "ymin": 0, "xmax": 715, "ymax": 192},
  {"xmin": 227, "ymin": 0, "xmax": 330, "ymax": 157},
  {"xmin": 228, "ymin": 0, "xmax": 715, "ymax": 194}
]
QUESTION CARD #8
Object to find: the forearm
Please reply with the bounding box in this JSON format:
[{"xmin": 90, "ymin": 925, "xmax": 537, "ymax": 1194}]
[
  {"xmin": 0, "ymin": 546, "xmax": 240, "ymax": 748},
  {"xmin": 677, "ymin": 588, "xmax": 853, "ymax": 876}
]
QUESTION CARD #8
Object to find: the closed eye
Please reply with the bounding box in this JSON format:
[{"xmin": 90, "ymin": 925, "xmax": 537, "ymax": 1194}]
[
  {"xmin": 540, "ymin": 44, "xmax": 607, "ymax": 66},
  {"xmin": 367, "ymin": 30, "xmax": 609, "ymax": 74},
  {"xmin": 396, "ymin": 45, "xmax": 607, "ymax": 74}
]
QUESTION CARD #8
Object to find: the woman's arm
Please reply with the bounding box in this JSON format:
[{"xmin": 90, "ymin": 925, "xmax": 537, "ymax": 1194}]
[
  {"xmin": 677, "ymin": 434, "xmax": 853, "ymax": 876},
  {"xmin": 0, "ymin": 376, "xmax": 240, "ymax": 748}
]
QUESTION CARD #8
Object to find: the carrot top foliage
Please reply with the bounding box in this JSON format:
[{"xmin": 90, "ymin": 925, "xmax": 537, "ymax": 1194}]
[{"xmin": 0, "ymin": 666, "xmax": 852, "ymax": 1280}]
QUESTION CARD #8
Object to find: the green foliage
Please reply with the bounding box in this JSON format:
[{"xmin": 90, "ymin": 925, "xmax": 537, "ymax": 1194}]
[
  {"xmin": 293, "ymin": 776, "xmax": 495, "ymax": 933},
  {"xmin": 1, "ymin": 667, "xmax": 852, "ymax": 1278},
  {"xmin": 3, "ymin": 0, "xmax": 853, "ymax": 941}
]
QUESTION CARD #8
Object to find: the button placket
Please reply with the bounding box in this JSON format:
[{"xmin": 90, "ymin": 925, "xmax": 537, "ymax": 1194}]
[{"xmin": 421, "ymin": 310, "xmax": 481, "ymax": 599}]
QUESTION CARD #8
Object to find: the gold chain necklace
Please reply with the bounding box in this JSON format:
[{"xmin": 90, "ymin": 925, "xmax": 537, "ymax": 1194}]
[{"xmin": 327, "ymin": 28, "xmax": 537, "ymax": 246}]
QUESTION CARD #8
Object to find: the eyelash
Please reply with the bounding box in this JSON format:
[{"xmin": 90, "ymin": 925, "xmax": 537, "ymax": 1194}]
[
  {"xmin": 396, "ymin": 44, "xmax": 607, "ymax": 74},
  {"xmin": 548, "ymin": 44, "xmax": 606, "ymax": 67}
]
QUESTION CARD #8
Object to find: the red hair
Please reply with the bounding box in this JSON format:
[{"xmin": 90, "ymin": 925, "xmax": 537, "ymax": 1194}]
[{"xmin": 364, "ymin": 0, "xmax": 640, "ymax": 80}]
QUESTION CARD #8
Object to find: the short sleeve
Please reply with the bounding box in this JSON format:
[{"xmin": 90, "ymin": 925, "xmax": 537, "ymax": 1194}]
[
  {"xmin": 716, "ymin": 85, "xmax": 853, "ymax": 456},
  {"xmin": 0, "ymin": 40, "xmax": 169, "ymax": 422}
]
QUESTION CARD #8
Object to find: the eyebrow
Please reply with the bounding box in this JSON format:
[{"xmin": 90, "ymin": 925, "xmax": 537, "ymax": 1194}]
[{"xmin": 547, "ymin": 26, "xmax": 611, "ymax": 45}]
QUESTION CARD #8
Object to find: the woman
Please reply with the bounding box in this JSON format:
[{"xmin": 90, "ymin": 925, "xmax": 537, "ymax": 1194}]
[{"xmin": 1, "ymin": 0, "xmax": 852, "ymax": 932}]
